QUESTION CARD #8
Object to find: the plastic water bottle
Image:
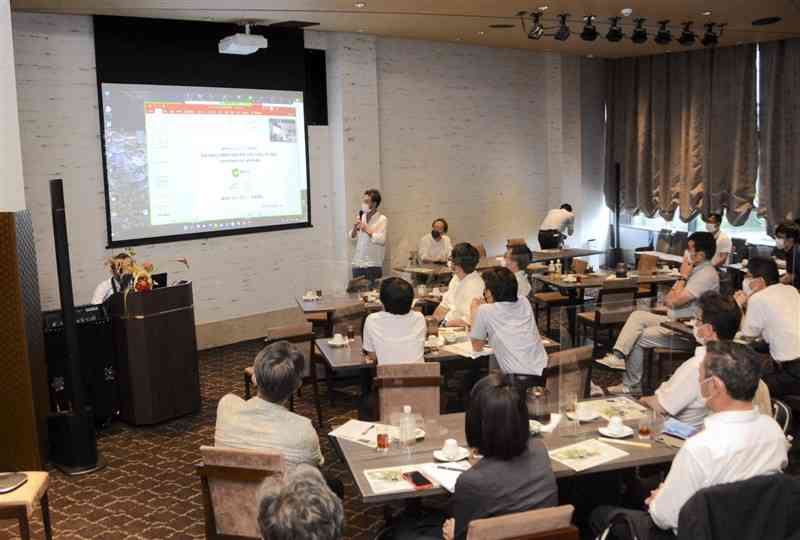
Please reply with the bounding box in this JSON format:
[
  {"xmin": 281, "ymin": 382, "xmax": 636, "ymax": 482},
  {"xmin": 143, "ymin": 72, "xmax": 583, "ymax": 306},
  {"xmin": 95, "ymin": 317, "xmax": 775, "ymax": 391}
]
[
  {"xmin": 399, "ymin": 405, "xmax": 416, "ymax": 449},
  {"xmin": 555, "ymin": 259, "xmax": 562, "ymax": 279},
  {"xmin": 548, "ymin": 260, "xmax": 555, "ymax": 274}
]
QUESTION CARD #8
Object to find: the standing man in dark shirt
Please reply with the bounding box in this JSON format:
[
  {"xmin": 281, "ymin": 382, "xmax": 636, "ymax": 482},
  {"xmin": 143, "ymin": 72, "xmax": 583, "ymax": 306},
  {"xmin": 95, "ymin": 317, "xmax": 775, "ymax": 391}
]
[{"xmin": 775, "ymin": 221, "xmax": 800, "ymax": 290}]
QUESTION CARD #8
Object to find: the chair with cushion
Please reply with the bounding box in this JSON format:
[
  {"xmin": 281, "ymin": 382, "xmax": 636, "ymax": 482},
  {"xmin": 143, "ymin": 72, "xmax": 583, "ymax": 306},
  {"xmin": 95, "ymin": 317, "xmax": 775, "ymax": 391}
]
[
  {"xmin": 375, "ymin": 363, "xmax": 441, "ymax": 422},
  {"xmin": 466, "ymin": 504, "xmax": 578, "ymax": 540},
  {"xmin": 197, "ymin": 445, "xmax": 285, "ymax": 540},
  {"xmin": 641, "ymin": 347, "xmax": 694, "ymax": 395},
  {"xmin": 669, "ymin": 231, "xmax": 688, "ymax": 256},
  {"xmin": 771, "ymin": 398, "xmax": 792, "ymax": 434},
  {"xmin": 655, "ymin": 229, "xmax": 672, "ymax": 253},
  {"xmin": 243, "ymin": 307, "xmax": 315, "ymax": 401},
  {"xmin": 0, "ymin": 472, "xmax": 52, "ymax": 540},
  {"xmin": 544, "ymin": 346, "xmax": 594, "ymax": 401},
  {"xmin": 572, "ymin": 259, "xmax": 589, "ymax": 274},
  {"xmin": 575, "ymin": 278, "xmax": 639, "ymax": 353},
  {"xmin": 507, "ymin": 238, "xmax": 527, "ymax": 249}
]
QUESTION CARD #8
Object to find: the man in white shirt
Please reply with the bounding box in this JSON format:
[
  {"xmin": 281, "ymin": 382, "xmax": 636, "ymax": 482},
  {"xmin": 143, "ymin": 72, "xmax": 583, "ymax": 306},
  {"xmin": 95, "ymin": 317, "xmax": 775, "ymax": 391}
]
[
  {"xmin": 349, "ymin": 188, "xmax": 387, "ymax": 289},
  {"xmin": 538, "ymin": 204, "xmax": 574, "ymax": 250},
  {"xmin": 418, "ymin": 218, "xmax": 453, "ymax": 264},
  {"xmin": 703, "ymin": 212, "xmax": 732, "ymax": 267},
  {"xmin": 215, "ymin": 341, "xmax": 323, "ymax": 468},
  {"xmin": 90, "ymin": 253, "xmax": 133, "ymax": 305},
  {"xmin": 363, "ymin": 277, "xmax": 426, "ymax": 365},
  {"xmin": 504, "ymin": 244, "xmax": 532, "ymax": 298},
  {"xmin": 736, "ymin": 257, "xmax": 800, "ymax": 398},
  {"xmin": 469, "ymin": 268, "xmax": 548, "ymax": 387},
  {"xmin": 639, "ymin": 292, "xmax": 741, "ymax": 431},
  {"xmin": 592, "ymin": 341, "xmax": 788, "ymax": 538},
  {"xmin": 601, "ymin": 232, "xmax": 720, "ymax": 395},
  {"xmin": 433, "ymin": 243, "xmax": 485, "ymax": 327}
]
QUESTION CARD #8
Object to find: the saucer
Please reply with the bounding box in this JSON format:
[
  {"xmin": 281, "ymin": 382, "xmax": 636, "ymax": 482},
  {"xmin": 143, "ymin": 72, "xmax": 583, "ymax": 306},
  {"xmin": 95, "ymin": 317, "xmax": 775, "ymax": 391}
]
[
  {"xmin": 425, "ymin": 336, "xmax": 444, "ymax": 348},
  {"xmin": 302, "ymin": 295, "xmax": 319, "ymax": 302},
  {"xmin": 566, "ymin": 411, "xmax": 600, "ymax": 423},
  {"xmin": 529, "ymin": 420, "xmax": 542, "ymax": 435},
  {"xmin": 598, "ymin": 425, "xmax": 634, "ymax": 439},
  {"xmin": 433, "ymin": 447, "xmax": 470, "ymax": 462},
  {"xmin": 327, "ymin": 339, "xmax": 349, "ymax": 348}
]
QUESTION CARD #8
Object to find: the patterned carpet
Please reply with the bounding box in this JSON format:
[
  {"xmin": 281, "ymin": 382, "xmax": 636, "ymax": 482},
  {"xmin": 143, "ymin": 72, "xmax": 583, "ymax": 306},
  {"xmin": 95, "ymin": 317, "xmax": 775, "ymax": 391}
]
[{"xmin": 2, "ymin": 336, "xmax": 798, "ymax": 540}]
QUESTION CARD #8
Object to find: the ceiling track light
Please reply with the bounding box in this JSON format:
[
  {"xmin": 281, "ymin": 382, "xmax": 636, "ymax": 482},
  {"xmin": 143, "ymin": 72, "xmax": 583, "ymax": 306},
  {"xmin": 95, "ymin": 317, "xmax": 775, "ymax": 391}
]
[
  {"xmin": 526, "ymin": 11, "xmax": 545, "ymax": 40},
  {"xmin": 554, "ymin": 13, "xmax": 571, "ymax": 41},
  {"xmin": 701, "ymin": 22, "xmax": 725, "ymax": 46},
  {"xmin": 631, "ymin": 17, "xmax": 648, "ymax": 44},
  {"xmin": 606, "ymin": 16, "xmax": 624, "ymax": 42},
  {"xmin": 580, "ymin": 15, "xmax": 598, "ymax": 41},
  {"xmin": 678, "ymin": 21, "xmax": 697, "ymax": 46},
  {"xmin": 655, "ymin": 19, "xmax": 672, "ymax": 45}
]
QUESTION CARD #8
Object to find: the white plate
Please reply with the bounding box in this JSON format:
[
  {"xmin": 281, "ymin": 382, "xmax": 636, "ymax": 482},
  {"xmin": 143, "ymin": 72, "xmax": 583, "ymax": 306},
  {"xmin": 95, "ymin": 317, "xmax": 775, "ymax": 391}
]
[
  {"xmin": 598, "ymin": 425, "xmax": 635, "ymax": 439},
  {"xmin": 529, "ymin": 420, "xmax": 542, "ymax": 434},
  {"xmin": 566, "ymin": 411, "xmax": 600, "ymax": 423},
  {"xmin": 327, "ymin": 339, "xmax": 349, "ymax": 347},
  {"xmin": 433, "ymin": 447, "xmax": 470, "ymax": 462},
  {"xmin": 302, "ymin": 295, "xmax": 319, "ymax": 301}
]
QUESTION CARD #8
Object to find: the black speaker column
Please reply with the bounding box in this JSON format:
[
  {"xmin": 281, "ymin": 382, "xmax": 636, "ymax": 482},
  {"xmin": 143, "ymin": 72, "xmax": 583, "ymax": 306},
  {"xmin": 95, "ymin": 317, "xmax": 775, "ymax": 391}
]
[
  {"xmin": 47, "ymin": 179, "xmax": 105, "ymax": 475},
  {"xmin": 609, "ymin": 162, "xmax": 624, "ymax": 267}
]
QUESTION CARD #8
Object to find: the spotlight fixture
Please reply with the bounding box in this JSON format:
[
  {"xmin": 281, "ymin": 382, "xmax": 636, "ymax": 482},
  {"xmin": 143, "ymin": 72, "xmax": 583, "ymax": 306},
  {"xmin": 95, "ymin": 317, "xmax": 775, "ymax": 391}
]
[
  {"xmin": 354, "ymin": 1, "xmax": 366, "ymax": 7},
  {"xmin": 631, "ymin": 17, "xmax": 647, "ymax": 44},
  {"xmin": 678, "ymin": 22, "xmax": 697, "ymax": 46},
  {"xmin": 580, "ymin": 15, "xmax": 598, "ymax": 41},
  {"xmin": 655, "ymin": 20, "xmax": 672, "ymax": 45},
  {"xmin": 701, "ymin": 23, "xmax": 717, "ymax": 46},
  {"xmin": 527, "ymin": 11, "xmax": 545, "ymax": 40},
  {"xmin": 554, "ymin": 13, "xmax": 570, "ymax": 41},
  {"xmin": 752, "ymin": 16, "xmax": 782, "ymax": 26},
  {"xmin": 606, "ymin": 16, "xmax": 624, "ymax": 42}
]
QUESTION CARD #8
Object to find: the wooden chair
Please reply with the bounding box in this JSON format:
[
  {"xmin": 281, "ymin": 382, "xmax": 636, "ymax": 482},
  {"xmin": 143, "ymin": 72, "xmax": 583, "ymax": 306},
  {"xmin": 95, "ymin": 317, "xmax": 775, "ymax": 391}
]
[
  {"xmin": 669, "ymin": 231, "xmax": 688, "ymax": 256},
  {"xmin": 575, "ymin": 278, "xmax": 639, "ymax": 354},
  {"xmin": 475, "ymin": 244, "xmax": 487, "ymax": 258},
  {"xmin": 655, "ymin": 229, "xmax": 672, "ymax": 253},
  {"xmin": 0, "ymin": 472, "xmax": 52, "ymax": 540},
  {"xmin": 635, "ymin": 254, "xmax": 659, "ymax": 305},
  {"xmin": 467, "ymin": 504, "xmax": 577, "ymax": 540},
  {"xmin": 641, "ymin": 347, "xmax": 693, "ymax": 395},
  {"xmin": 243, "ymin": 307, "xmax": 315, "ymax": 402},
  {"xmin": 196, "ymin": 446, "xmax": 285, "ymax": 540},
  {"xmin": 572, "ymin": 259, "xmax": 588, "ymax": 274},
  {"xmin": 543, "ymin": 346, "xmax": 594, "ymax": 401},
  {"xmin": 507, "ymin": 238, "xmax": 527, "ymax": 249},
  {"xmin": 375, "ymin": 363, "xmax": 441, "ymax": 422},
  {"xmin": 347, "ymin": 276, "xmax": 370, "ymax": 293}
]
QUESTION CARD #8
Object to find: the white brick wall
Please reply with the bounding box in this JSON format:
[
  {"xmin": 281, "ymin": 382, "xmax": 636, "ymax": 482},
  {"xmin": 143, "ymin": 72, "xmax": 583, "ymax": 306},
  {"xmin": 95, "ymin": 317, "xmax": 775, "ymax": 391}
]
[{"xmin": 11, "ymin": 15, "xmax": 607, "ymax": 327}]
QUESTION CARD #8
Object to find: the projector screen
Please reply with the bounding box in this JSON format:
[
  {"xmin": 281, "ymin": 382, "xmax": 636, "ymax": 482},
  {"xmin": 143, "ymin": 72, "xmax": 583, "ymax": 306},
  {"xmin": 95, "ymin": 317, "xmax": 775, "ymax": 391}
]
[{"xmin": 99, "ymin": 83, "xmax": 310, "ymax": 246}]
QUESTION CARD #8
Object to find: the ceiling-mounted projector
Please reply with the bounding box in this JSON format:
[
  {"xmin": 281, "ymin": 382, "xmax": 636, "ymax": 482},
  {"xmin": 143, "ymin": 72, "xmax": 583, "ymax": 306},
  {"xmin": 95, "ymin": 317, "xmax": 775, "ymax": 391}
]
[{"xmin": 219, "ymin": 24, "xmax": 268, "ymax": 55}]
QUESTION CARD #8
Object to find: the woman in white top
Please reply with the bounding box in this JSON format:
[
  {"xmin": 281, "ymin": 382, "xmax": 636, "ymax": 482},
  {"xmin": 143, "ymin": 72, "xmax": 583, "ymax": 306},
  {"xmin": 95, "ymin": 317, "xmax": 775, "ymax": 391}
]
[
  {"xmin": 418, "ymin": 218, "xmax": 453, "ymax": 263},
  {"xmin": 363, "ymin": 277, "xmax": 426, "ymax": 364},
  {"xmin": 504, "ymin": 244, "xmax": 532, "ymax": 298}
]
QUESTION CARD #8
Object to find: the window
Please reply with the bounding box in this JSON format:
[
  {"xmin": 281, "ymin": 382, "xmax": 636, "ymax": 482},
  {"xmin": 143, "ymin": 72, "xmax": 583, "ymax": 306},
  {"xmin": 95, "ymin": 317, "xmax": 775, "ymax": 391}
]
[{"xmin": 625, "ymin": 44, "xmax": 772, "ymax": 246}]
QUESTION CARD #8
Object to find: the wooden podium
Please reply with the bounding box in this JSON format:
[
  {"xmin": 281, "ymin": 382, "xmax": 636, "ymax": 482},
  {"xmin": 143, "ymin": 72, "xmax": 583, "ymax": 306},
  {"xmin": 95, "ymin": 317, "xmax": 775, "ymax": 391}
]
[{"xmin": 110, "ymin": 282, "xmax": 200, "ymax": 425}]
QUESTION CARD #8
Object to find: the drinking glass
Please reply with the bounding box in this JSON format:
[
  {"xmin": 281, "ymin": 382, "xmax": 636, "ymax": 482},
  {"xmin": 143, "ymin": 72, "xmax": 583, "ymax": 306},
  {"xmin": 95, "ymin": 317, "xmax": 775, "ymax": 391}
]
[
  {"xmin": 638, "ymin": 411, "xmax": 654, "ymax": 440},
  {"xmin": 376, "ymin": 425, "xmax": 389, "ymax": 453}
]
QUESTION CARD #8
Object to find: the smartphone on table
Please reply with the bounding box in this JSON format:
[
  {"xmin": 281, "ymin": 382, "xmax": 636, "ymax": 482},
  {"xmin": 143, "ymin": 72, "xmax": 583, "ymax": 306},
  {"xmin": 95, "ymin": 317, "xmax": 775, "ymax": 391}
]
[{"xmin": 402, "ymin": 470, "xmax": 433, "ymax": 490}]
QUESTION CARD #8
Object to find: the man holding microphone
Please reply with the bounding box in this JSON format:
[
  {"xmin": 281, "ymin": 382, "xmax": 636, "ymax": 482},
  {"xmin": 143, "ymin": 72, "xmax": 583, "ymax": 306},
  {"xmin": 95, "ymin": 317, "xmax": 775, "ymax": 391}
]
[{"xmin": 349, "ymin": 189, "xmax": 387, "ymax": 289}]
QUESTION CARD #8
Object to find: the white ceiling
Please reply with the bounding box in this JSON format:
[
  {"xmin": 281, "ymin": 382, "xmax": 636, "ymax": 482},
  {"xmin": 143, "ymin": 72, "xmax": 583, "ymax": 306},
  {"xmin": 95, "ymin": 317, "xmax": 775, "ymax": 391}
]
[{"xmin": 10, "ymin": 0, "xmax": 800, "ymax": 57}]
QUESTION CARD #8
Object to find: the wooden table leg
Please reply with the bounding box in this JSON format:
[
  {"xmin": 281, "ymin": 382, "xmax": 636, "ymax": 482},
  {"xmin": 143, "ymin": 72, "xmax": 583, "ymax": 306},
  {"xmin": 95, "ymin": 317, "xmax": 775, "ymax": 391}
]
[
  {"xmin": 16, "ymin": 506, "xmax": 30, "ymax": 540},
  {"xmin": 311, "ymin": 344, "xmax": 324, "ymax": 427},
  {"xmin": 42, "ymin": 492, "xmax": 53, "ymax": 540}
]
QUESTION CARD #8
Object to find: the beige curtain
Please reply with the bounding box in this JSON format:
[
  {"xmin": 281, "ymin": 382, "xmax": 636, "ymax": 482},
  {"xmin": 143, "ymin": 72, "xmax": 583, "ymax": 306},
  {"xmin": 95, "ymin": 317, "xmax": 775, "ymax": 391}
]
[
  {"xmin": 759, "ymin": 39, "xmax": 800, "ymax": 228},
  {"xmin": 605, "ymin": 44, "xmax": 757, "ymax": 224}
]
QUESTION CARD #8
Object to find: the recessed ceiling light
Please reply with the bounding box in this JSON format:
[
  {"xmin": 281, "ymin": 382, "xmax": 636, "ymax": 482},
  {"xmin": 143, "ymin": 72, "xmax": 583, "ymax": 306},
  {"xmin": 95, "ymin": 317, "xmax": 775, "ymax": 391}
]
[
  {"xmin": 621, "ymin": 8, "xmax": 633, "ymax": 16},
  {"xmin": 702, "ymin": 10, "xmax": 712, "ymax": 16},
  {"xmin": 354, "ymin": 1, "xmax": 366, "ymax": 8},
  {"xmin": 752, "ymin": 16, "xmax": 782, "ymax": 26},
  {"xmin": 538, "ymin": 6, "xmax": 549, "ymax": 11},
  {"xmin": 586, "ymin": 54, "xmax": 595, "ymax": 58},
  {"xmin": 478, "ymin": 31, "xmax": 485, "ymax": 36}
]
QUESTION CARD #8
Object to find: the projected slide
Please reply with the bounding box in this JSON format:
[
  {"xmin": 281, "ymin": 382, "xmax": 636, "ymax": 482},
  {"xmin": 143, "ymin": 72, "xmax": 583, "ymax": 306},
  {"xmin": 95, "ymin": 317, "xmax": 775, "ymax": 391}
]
[{"xmin": 100, "ymin": 83, "xmax": 309, "ymax": 245}]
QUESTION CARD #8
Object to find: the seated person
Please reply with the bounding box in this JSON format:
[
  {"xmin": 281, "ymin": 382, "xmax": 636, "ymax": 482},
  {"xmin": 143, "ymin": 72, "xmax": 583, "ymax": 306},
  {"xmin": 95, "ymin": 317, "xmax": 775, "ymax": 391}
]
[
  {"xmin": 469, "ymin": 268, "xmax": 548, "ymax": 389},
  {"xmin": 504, "ymin": 244, "xmax": 533, "ymax": 298},
  {"xmin": 600, "ymin": 232, "xmax": 720, "ymax": 395},
  {"xmin": 639, "ymin": 292, "xmax": 740, "ymax": 431},
  {"xmin": 433, "ymin": 243, "xmax": 485, "ymax": 327},
  {"xmin": 774, "ymin": 221, "xmax": 800, "ymax": 289},
  {"xmin": 393, "ymin": 374, "xmax": 558, "ymax": 540},
  {"xmin": 215, "ymin": 341, "xmax": 323, "ymax": 468},
  {"xmin": 418, "ymin": 218, "xmax": 453, "ymax": 264},
  {"xmin": 736, "ymin": 257, "xmax": 800, "ymax": 398},
  {"xmin": 363, "ymin": 277, "xmax": 426, "ymax": 365},
  {"xmin": 91, "ymin": 252, "xmax": 133, "ymax": 304},
  {"xmin": 592, "ymin": 341, "xmax": 788, "ymax": 539},
  {"xmin": 257, "ymin": 464, "xmax": 343, "ymax": 540}
]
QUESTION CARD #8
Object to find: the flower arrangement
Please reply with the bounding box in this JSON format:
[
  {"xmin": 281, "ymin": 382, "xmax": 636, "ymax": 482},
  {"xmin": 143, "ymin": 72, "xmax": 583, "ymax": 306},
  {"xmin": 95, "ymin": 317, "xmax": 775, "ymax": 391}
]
[{"xmin": 108, "ymin": 249, "xmax": 190, "ymax": 295}]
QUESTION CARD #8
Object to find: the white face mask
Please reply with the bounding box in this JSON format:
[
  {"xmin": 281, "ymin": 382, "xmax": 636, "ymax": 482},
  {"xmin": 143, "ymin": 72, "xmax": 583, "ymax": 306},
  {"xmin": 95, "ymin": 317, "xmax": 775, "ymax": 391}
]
[
  {"xmin": 693, "ymin": 324, "xmax": 708, "ymax": 345},
  {"xmin": 706, "ymin": 223, "xmax": 719, "ymax": 234},
  {"xmin": 447, "ymin": 260, "xmax": 453, "ymax": 270},
  {"xmin": 742, "ymin": 278, "xmax": 754, "ymax": 296},
  {"xmin": 361, "ymin": 203, "xmax": 371, "ymax": 213},
  {"xmin": 776, "ymin": 238, "xmax": 786, "ymax": 250}
]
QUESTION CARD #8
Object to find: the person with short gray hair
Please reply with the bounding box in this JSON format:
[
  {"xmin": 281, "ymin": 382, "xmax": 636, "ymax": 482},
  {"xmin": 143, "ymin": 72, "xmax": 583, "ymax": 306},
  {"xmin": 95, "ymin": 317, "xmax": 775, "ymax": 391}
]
[
  {"xmin": 257, "ymin": 464, "xmax": 344, "ymax": 540},
  {"xmin": 215, "ymin": 341, "xmax": 323, "ymax": 467}
]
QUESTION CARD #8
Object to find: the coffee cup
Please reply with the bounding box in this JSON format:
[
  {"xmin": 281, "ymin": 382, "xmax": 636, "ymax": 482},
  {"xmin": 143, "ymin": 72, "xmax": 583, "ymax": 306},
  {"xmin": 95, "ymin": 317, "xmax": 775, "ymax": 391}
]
[
  {"xmin": 332, "ymin": 333, "xmax": 346, "ymax": 345},
  {"xmin": 432, "ymin": 287, "xmax": 441, "ymax": 296},
  {"xmin": 417, "ymin": 285, "xmax": 427, "ymax": 297},
  {"xmin": 608, "ymin": 416, "xmax": 625, "ymax": 435},
  {"xmin": 442, "ymin": 438, "xmax": 459, "ymax": 460},
  {"xmin": 305, "ymin": 289, "xmax": 317, "ymax": 299}
]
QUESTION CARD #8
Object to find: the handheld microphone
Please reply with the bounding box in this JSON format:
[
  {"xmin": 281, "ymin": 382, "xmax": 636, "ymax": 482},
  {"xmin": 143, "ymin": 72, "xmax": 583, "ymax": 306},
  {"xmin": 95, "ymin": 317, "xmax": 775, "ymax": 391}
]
[{"xmin": 358, "ymin": 210, "xmax": 364, "ymax": 220}]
